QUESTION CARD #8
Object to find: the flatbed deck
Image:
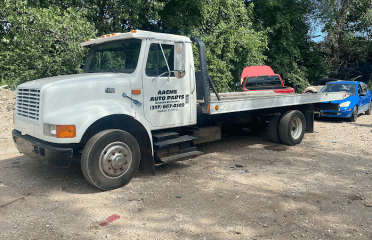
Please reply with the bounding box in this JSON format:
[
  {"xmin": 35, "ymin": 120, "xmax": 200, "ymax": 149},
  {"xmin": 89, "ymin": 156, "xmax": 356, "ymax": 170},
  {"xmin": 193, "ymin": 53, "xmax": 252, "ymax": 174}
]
[{"xmin": 200, "ymin": 92, "xmax": 346, "ymax": 114}]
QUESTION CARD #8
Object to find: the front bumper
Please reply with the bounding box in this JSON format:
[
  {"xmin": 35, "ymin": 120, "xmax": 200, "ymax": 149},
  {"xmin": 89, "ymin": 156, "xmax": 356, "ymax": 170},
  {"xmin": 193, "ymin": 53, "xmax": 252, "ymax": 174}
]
[
  {"xmin": 12, "ymin": 129, "xmax": 73, "ymax": 168},
  {"xmin": 320, "ymin": 110, "xmax": 352, "ymax": 118}
]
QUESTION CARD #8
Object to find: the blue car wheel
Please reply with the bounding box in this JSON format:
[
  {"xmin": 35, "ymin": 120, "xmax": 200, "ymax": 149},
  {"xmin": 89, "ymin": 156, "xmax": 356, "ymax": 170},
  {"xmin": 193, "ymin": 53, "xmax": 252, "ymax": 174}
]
[
  {"xmin": 366, "ymin": 101, "xmax": 372, "ymax": 115},
  {"xmin": 350, "ymin": 106, "xmax": 358, "ymax": 122}
]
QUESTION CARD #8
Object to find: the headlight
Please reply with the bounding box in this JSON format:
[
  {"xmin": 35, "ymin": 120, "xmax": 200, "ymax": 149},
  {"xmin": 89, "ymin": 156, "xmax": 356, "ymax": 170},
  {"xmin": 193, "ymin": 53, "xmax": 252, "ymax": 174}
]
[
  {"xmin": 44, "ymin": 124, "xmax": 57, "ymax": 136},
  {"xmin": 44, "ymin": 124, "xmax": 76, "ymax": 138},
  {"xmin": 339, "ymin": 101, "xmax": 350, "ymax": 107}
]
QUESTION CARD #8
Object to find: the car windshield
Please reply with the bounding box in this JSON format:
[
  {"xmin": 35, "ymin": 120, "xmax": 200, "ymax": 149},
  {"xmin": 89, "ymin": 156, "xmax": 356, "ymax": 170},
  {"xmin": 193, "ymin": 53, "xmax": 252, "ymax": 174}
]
[
  {"xmin": 319, "ymin": 83, "xmax": 356, "ymax": 96},
  {"xmin": 83, "ymin": 39, "xmax": 142, "ymax": 74},
  {"xmin": 245, "ymin": 76, "xmax": 282, "ymax": 87}
]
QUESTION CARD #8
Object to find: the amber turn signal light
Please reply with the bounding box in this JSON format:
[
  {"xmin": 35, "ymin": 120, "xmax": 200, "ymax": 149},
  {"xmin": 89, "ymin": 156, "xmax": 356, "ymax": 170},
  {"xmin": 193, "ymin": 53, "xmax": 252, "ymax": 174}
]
[
  {"xmin": 132, "ymin": 90, "xmax": 141, "ymax": 95},
  {"xmin": 56, "ymin": 125, "xmax": 76, "ymax": 138}
]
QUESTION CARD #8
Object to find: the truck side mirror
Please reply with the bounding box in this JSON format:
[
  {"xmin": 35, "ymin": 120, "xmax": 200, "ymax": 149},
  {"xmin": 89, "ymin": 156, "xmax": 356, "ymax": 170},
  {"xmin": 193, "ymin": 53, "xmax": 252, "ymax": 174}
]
[{"xmin": 174, "ymin": 42, "xmax": 186, "ymax": 78}]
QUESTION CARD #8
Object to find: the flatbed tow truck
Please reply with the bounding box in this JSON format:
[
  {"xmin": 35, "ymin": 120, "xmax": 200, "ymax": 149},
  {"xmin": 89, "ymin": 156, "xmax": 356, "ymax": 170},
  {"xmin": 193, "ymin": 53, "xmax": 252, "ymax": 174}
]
[{"xmin": 12, "ymin": 30, "xmax": 345, "ymax": 190}]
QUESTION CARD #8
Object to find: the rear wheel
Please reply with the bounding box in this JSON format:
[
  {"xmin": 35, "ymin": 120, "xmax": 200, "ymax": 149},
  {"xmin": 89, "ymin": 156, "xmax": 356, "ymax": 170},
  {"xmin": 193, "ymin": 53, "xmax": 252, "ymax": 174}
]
[
  {"xmin": 350, "ymin": 106, "xmax": 358, "ymax": 122},
  {"xmin": 81, "ymin": 129, "xmax": 141, "ymax": 190},
  {"xmin": 268, "ymin": 115, "xmax": 282, "ymax": 143},
  {"xmin": 305, "ymin": 91, "xmax": 314, "ymax": 94},
  {"xmin": 366, "ymin": 102, "xmax": 372, "ymax": 115},
  {"xmin": 279, "ymin": 110, "xmax": 306, "ymax": 146}
]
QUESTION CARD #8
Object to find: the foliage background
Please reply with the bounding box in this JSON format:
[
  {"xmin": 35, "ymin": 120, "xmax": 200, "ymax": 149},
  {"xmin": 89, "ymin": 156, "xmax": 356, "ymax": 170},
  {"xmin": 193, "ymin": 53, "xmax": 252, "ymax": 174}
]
[{"xmin": 1, "ymin": 0, "xmax": 372, "ymax": 92}]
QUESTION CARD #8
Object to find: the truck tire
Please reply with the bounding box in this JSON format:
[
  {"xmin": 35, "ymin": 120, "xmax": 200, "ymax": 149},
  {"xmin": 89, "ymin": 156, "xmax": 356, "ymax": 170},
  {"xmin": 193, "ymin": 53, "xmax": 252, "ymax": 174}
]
[
  {"xmin": 350, "ymin": 106, "xmax": 358, "ymax": 122},
  {"xmin": 81, "ymin": 129, "xmax": 141, "ymax": 190},
  {"xmin": 268, "ymin": 115, "xmax": 282, "ymax": 143},
  {"xmin": 279, "ymin": 110, "xmax": 306, "ymax": 146},
  {"xmin": 366, "ymin": 102, "xmax": 371, "ymax": 115}
]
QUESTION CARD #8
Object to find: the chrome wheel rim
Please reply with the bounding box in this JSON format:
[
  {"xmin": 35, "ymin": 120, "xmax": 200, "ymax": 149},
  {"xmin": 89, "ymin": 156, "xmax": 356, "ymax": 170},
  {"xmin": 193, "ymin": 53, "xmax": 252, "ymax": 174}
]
[
  {"xmin": 291, "ymin": 117, "xmax": 302, "ymax": 140},
  {"xmin": 99, "ymin": 142, "xmax": 132, "ymax": 179}
]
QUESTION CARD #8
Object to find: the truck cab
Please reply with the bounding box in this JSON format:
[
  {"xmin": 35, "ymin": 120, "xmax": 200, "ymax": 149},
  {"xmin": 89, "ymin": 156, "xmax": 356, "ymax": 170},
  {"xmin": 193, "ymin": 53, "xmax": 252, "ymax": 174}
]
[
  {"xmin": 80, "ymin": 30, "xmax": 197, "ymax": 130},
  {"xmin": 13, "ymin": 30, "xmax": 198, "ymax": 190}
]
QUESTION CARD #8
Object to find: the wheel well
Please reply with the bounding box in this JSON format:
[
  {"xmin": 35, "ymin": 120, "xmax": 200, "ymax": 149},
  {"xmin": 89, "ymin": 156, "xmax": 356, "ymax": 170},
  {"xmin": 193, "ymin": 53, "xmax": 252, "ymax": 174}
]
[{"xmin": 80, "ymin": 114, "xmax": 155, "ymax": 175}]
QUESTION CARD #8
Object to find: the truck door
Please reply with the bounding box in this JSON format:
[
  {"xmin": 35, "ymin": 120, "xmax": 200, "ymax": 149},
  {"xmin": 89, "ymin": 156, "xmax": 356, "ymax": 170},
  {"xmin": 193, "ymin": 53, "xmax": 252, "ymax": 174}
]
[{"xmin": 142, "ymin": 41, "xmax": 191, "ymax": 128}]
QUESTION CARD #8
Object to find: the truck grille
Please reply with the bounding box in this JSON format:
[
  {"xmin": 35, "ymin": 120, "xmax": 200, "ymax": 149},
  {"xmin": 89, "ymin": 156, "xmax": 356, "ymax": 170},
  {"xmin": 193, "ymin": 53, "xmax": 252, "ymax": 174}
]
[{"xmin": 16, "ymin": 88, "xmax": 41, "ymax": 120}]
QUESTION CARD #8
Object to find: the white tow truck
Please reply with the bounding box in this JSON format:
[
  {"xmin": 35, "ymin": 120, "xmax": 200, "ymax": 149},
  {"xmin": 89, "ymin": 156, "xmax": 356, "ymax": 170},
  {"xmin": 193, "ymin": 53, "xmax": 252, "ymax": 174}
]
[{"xmin": 12, "ymin": 30, "xmax": 345, "ymax": 190}]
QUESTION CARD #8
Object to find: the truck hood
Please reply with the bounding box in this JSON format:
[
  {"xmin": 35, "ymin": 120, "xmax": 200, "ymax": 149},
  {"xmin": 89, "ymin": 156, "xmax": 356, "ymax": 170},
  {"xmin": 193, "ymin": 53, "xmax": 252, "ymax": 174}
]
[
  {"xmin": 329, "ymin": 95, "xmax": 358, "ymax": 104},
  {"xmin": 17, "ymin": 73, "xmax": 130, "ymax": 89}
]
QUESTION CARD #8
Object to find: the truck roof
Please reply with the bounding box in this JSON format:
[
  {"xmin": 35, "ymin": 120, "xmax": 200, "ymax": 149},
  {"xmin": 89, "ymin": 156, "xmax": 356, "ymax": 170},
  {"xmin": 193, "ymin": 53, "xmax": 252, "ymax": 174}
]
[
  {"xmin": 80, "ymin": 30, "xmax": 191, "ymax": 48},
  {"xmin": 326, "ymin": 80, "xmax": 358, "ymax": 85},
  {"xmin": 241, "ymin": 66, "xmax": 276, "ymax": 79}
]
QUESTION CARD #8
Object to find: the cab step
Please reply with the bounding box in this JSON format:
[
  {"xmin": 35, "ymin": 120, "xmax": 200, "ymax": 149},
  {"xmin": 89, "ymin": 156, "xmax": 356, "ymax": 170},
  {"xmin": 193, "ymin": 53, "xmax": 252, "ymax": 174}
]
[
  {"xmin": 152, "ymin": 131, "xmax": 202, "ymax": 164},
  {"xmin": 160, "ymin": 150, "xmax": 203, "ymax": 164},
  {"xmin": 154, "ymin": 135, "xmax": 197, "ymax": 149},
  {"xmin": 152, "ymin": 132, "xmax": 179, "ymax": 143}
]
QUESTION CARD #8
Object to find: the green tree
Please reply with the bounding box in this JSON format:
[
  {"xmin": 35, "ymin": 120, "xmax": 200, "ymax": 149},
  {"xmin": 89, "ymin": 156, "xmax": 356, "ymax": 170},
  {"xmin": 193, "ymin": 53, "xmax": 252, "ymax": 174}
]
[
  {"xmin": 0, "ymin": 1, "xmax": 97, "ymax": 87},
  {"xmin": 25, "ymin": 0, "xmax": 166, "ymax": 35},
  {"xmin": 158, "ymin": 0, "xmax": 206, "ymax": 35},
  {"xmin": 247, "ymin": 0, "xmax": 325, "ymax": 92},
  {"xmin": 191, "ymin": 0, "xmax": 268, "ymax": 92},
  {"xmin": 313, "ymin": 0, "xmax": 372, "ymax": 81}
]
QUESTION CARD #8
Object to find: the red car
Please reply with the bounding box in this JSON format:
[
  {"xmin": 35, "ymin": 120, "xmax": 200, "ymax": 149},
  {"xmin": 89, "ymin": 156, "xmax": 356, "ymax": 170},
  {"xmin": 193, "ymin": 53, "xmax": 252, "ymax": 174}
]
[{"xmin": 240, "ymin": 66, "xmax": 295, "ymax": 94}]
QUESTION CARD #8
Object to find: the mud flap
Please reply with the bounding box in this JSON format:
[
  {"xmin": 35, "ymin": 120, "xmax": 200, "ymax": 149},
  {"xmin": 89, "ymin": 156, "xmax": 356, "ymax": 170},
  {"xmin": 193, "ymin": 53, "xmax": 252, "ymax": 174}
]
[{"xmin": 303, "ymin": 110, "xmax": 314, "ymax": 133}]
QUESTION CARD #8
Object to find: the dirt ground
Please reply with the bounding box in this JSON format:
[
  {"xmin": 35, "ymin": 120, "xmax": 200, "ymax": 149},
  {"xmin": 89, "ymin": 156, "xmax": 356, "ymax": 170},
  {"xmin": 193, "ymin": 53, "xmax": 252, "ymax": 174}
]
[{"xmin": 1, "ymin": 87, "xmax": 372, "ymax": 239}]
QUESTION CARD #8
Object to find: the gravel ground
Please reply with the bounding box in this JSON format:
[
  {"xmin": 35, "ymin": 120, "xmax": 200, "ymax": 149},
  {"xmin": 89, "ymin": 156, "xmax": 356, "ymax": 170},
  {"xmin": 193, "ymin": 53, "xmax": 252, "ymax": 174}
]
[
  {"xmin": 0, "ymin": 88, "xmax": 16, "ymax": 152},
  {"xmin": 0, "ymin": 88, "xmax": 371, "ymax": 239}
]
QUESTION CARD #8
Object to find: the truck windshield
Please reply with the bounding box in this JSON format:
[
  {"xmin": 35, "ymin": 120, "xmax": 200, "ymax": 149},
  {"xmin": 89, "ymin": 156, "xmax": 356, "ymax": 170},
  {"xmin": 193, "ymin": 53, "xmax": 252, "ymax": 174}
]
[
  {"xmin": 319, "ymin": 83, "xmax": 356, "ymax": 96},
  {"xmin": 83, "ymin": 39, "xmax": 142, "ymax": 74},
  {"xmin": 245, "ymin": 76, "xmax": 282, "ymax": 87}
]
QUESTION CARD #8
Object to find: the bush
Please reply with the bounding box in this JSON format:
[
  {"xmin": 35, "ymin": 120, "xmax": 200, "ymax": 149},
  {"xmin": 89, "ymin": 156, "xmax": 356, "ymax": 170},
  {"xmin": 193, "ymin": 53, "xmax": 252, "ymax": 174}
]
[{"xmin": 0, "ymin": 2, "xmax": 97, "ymax": 87}]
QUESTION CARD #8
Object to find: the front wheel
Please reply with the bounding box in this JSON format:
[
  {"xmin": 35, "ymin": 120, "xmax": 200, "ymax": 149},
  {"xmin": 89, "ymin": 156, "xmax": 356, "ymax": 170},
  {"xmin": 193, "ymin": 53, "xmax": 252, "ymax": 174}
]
[
  {"xmin": 279, "ymin": 110, "xmax": 306, "ymax": 146},
  {"xmin": 350, "ymin": 106, "xmax": 358, "ymax": 122},
  {"xmin": 81, "ymin": 129, "xmax": 141, "ymax": 190},
  {"xmin": 366, "ymin": 102, "xmax": 372, "ymax": 115}
]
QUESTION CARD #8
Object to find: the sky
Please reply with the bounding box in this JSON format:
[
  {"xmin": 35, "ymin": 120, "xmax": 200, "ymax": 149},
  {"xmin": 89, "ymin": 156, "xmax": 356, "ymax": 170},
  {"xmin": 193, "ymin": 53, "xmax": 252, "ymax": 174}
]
[{"xmin": 309, "ymin": 19, "xmax": 326, "ymax": 43}]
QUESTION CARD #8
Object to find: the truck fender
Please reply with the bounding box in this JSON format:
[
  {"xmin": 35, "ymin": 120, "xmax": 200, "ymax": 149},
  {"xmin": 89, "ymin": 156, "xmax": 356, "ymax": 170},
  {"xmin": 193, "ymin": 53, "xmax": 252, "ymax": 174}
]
[
  {"xmin": 43, "ymin": 100, "xmax": 155, "ymax": 174},
  {"xmin": 81, "ymin": 114, "xmax": 155, "ymax": 175}
]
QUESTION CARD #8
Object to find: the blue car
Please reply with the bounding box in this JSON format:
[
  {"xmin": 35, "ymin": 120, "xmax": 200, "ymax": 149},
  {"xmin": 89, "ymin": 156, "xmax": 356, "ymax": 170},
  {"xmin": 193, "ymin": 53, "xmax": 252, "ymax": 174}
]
[{"xmin": 317, "ymin": 81, "xmax": 372, "ymax": 122}]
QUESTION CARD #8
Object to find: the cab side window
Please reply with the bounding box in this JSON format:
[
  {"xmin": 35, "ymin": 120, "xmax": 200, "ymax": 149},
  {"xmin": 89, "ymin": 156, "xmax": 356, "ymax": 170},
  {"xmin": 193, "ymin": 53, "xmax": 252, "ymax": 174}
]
[{"xmin": 146, "ymin": 43, "xmax": 174, "ymax": 77}]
